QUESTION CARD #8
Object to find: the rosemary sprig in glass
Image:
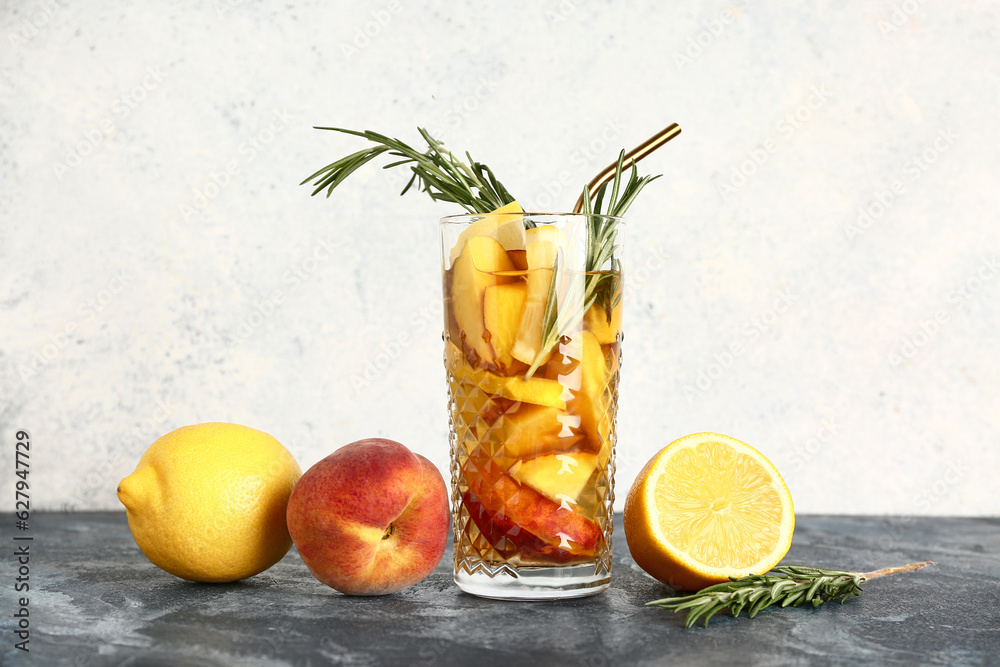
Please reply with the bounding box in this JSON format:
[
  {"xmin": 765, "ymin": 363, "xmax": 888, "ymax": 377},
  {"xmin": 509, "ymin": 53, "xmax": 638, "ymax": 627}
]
[
  {"xmin": 648, "ymin": 562, "xmax": 933, "ymax": 628},
  {"xmin": 523, "ymin": 153, "xmax": 660, "ymax": 378},
  {"xmin": 301, "ymin": 127, "xmax": 515, "ymax": 213},
  {"xmin": 303, "ymin": 128, "xmax": 663, "ymax": 380}
]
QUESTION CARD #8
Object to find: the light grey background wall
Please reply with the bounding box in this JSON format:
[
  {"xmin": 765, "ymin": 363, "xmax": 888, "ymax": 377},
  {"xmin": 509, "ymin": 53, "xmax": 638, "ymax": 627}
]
[{"xmin": 2, "ymin": 1, "xmax": 997, "ymax": 515}]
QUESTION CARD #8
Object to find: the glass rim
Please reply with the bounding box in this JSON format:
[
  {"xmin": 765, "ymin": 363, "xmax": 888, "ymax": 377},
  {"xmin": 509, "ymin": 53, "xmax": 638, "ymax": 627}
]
[{"xmin": 440, "ymin": 211, "xmax": 626, "ymax": 226}]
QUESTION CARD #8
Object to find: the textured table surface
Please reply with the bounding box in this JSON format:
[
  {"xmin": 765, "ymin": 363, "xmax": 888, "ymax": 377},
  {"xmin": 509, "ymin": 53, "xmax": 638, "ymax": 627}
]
[{"xmin": 1, "ymin": 513, "xmax": 997, "ymax": 666}]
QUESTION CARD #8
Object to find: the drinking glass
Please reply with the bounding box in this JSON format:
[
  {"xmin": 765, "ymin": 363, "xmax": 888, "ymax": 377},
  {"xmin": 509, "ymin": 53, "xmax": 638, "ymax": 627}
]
[{"xmin": 441, "ymin": 211, "xmax": 624, "ymax": 600}]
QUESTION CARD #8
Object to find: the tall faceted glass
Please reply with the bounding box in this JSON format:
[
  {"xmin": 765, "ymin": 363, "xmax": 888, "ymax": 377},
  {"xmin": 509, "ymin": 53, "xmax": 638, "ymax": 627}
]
[{"xmin": 441, "ymin": 211, "xmax": 624, "ymax": 600}]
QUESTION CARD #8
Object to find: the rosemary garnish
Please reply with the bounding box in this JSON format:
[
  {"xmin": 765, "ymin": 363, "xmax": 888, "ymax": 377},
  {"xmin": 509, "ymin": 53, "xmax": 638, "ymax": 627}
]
[
  {"xmin": 647, "ymin": 562, "xmax": 933, "ymax": 628},
  {"xmin": 583, "ymin": 152, "xmax": 660, "ymax": 324},
  {"xmin": 301, "ymin": 127, "xmax": 515, "ymax": 213},
  {"xmin": 302, "ymin": 127, "xmax": 664, "ymax": 380},
  {"xmin": 524, "ymin": 153, "xmax": 660, "ymax": 378}
]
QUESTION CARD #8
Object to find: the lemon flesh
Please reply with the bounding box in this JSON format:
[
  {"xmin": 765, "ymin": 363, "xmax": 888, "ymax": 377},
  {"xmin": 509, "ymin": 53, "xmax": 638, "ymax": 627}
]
[
  {"xmin": 651, "ymin": 438, "xmax": 787, "ymax": 569},
  {"xmin": 624, "ymin": 432, "xmax": 794, "ymax": 590}
]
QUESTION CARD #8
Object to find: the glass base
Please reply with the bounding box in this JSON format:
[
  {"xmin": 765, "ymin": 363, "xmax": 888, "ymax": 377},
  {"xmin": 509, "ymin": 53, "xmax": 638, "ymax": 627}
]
[{"xmin": 454, "ymin": 563, "xmax": 611, "ymax": 600}]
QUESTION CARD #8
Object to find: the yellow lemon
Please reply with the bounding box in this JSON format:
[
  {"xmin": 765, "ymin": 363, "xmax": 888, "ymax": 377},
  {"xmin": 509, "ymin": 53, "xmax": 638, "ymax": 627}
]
[
  {"xmin": 117, "ymin": 422, "xmax": 301, "ymax": 582},
  {"xmin": 623, "ymin": 432, "xmax": 794, "ymax": 591}
]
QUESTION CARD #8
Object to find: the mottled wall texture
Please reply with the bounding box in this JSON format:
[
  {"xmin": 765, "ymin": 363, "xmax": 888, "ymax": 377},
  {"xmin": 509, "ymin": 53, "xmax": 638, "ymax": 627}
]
[{"xmin": 2, "ymin": 1, "xmax": 997, "ymax": 515}]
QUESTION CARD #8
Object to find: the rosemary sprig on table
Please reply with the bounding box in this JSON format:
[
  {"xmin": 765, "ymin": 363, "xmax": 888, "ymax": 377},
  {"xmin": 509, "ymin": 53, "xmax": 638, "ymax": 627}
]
[
  {"xmin": 648, "ymin": 562, "xmax": 933, "ymax": 628},
  {"xmin": 301, "ymin": 127, "xmax": 515, "ymax": 213},
  {"xmin": 524, "ymin": 153, "xmax": 660, "ymax": 378}
]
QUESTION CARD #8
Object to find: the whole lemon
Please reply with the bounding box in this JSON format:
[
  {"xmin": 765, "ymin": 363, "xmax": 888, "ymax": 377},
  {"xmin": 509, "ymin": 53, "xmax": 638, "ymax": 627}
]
[{"xmin": 117, "ymin": 422, "xmax": 302, "ymax": 582}]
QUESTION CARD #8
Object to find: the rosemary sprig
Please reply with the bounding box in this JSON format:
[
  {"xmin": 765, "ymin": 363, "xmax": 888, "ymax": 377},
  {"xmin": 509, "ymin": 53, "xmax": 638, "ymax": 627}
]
[
  {"xmin": 301, "ymin": 127, "xmax": 515, "ymax": 213},
  {"xmin": 647, "ymin": 562, "xmax": 933, "ymax": 628},
  {"xmin": 524, "ymin": 153, "xmax": 660, "ymax": 378},
  {"xmin": 584, "ymin": 152, "xmax": 659, "ymax": 322},
  {"xmin": 302, "ymin": 127, "xmax": 665, "ymax": 382}
]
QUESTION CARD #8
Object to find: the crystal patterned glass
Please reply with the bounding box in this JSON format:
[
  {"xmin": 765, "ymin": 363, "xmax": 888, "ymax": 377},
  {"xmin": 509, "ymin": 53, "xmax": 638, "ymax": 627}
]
[{"xmin": 441, "ymin": 211, "xmax": 624, "ymax": 600}]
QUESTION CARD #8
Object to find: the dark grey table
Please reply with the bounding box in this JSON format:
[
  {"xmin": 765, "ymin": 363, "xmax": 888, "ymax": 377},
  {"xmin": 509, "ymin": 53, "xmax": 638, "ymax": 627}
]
[{"xmin": 1, "ymin": 513, "xmax": 997, "ymax": 666}]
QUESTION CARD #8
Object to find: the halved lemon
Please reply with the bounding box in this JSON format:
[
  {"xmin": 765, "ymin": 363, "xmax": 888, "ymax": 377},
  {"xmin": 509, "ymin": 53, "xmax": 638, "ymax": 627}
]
[{"xmin": 623, "ymin": 432, "xmax": 794, "ymax": 591}]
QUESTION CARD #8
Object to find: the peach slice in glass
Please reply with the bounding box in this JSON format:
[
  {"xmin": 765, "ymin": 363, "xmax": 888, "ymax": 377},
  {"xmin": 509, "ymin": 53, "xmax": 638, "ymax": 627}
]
[
  {"xmin": 450, "ymin": 235, "xmax": 516, "ymax": 368},
  {"xmin": 466, "ymin": 460, "xmax": 601, "ymax": 559},
  {"xmin": 509, "ymin": 452, "xmax": 598, "ymax": 511},
  {"xmin": 483, "ymin": 282, "xmax": 527, "ymax": 371},
  {"xmin": 496, "ymin": 404, "xmax": 583, "ymax": 459}
]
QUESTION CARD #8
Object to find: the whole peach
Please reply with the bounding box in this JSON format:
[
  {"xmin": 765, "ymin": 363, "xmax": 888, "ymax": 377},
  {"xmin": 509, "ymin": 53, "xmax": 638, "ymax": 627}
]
[{"xmin": 286, "ymin": 438, "xmax": 450, "ymax": 595}]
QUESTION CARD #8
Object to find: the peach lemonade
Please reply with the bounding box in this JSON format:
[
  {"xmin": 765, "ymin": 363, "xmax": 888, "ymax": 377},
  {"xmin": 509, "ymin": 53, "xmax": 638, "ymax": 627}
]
[{"xmin": 442, "ymin": 206, "xmax": 624, "ymax": 598}]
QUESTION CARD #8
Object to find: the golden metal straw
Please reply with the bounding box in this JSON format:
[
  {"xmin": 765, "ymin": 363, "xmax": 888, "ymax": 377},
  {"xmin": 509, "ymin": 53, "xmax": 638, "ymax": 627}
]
[{"xmin": 572, "ymin": 123, "xmax": 682, "ymax": 214}]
